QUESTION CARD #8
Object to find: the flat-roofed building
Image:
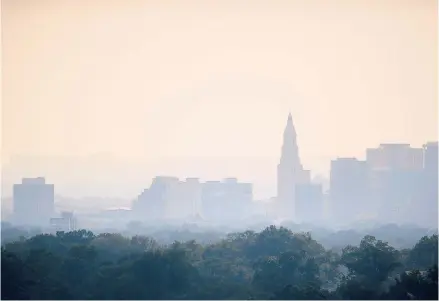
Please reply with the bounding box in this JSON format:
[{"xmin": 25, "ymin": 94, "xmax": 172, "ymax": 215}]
[
  {"xmin": 329, "ymin": 158, "xmax": 369, "ymax": 224},
  {"xmin": 13, "ymin": 177, "xmax": 54, "ymax": 227}
]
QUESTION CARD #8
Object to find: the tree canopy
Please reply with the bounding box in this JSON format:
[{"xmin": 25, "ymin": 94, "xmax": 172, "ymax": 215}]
[{"xmin": 2, "ymin": 226, "xmax": 438, "ymax": 300}]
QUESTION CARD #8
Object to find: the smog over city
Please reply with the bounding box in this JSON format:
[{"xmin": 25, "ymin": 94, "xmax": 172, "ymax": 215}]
[{"xmin": 1, "ymin": 1, "xmax": 438, "ymax": 300}]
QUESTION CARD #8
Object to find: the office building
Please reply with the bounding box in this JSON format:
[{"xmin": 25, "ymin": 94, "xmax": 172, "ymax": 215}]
[
  {"xmin": 201, "ymin": 178, "xmax": 253, "ymax": 222},
  {"xmin": 420, "ymin": 142, "xmax": 438, "ymax": 227},
  {"xmin": 366, "ymin": 143, "xmax": 423, "ymax": 171},
  {"xmin": 132, "ymin": 176, "xmax": 177, "ymax": 220},
  {"xmin": 276, "ymin": 113, "xmax": 310, "ymax": 220},
  {"xmin": 13, "ymin": 177, "xmax": 55, "ymax": 227},
  {"xmin": 423, "ymin": 142, "xmax": 438, "ymax": 175},
  {"xmin": 329, "ymin": 158, "xmax": 368, "ymax": 224},
  {"xmin": 133, "ymin": 176, "xmax": 252, "ymax": 222},
  {"xmin": 367, "ymin": 143, "xmax": 425, "ymax": 224}
]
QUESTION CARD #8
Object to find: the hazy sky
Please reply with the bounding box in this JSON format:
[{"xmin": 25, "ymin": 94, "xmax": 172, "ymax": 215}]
[{"xmin": 1, "ymin": 0, "xmax": 437, "ymax": 198}]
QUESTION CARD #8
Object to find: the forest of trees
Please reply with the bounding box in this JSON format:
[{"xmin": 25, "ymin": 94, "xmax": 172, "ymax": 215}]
[{"xmin": 2, "ymin": 226, "xmax": 438, "ymax": 300}]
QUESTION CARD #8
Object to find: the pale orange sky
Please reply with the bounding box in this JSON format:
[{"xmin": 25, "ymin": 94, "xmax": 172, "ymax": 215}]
[{"xmin": 1, "ymin": 0, "xmax": 438, "ymax": 198}]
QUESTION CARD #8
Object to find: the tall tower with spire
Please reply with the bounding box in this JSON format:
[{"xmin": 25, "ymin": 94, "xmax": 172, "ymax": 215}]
[{"xmin": 276, "ymin": 112, "xmax": 310, "ymax": 219}]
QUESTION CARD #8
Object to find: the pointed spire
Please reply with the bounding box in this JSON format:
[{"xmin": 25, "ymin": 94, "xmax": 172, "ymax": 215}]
[
  {"xmin": 285, "ymin": 112, "xmax": 295, "ymax": 134},
  {"xmin": 281, "ymin": 111, "xmax": 299, "ymax": 164},
  {"xmin": 287, "ymin": 112, "xmax": 293, "ymax": 128}
]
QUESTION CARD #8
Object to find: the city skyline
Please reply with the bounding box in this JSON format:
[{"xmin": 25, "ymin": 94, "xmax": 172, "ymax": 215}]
[
  {"xmin": 2, "ymin": 2, "xmax": 438, "ymax": 299},
  {"xmin": 4, "ymin": 110, "xmax": 437, "ymax": 228},
  {"xmin": 2, "ymin": 116, "xmax": 436, "ymax": 202},
  {"xmin": 7, "ymin": 134, "xmax": 437, "ymax": 228},
  {"xmin": 3, "ymin": 120, "xmax": 435, "ymax": 200}
]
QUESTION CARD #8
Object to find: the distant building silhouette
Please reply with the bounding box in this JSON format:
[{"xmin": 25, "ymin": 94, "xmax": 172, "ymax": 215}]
[
  {"xmin": 327, "ymin": 142, "xmax": 436, "ymax": 227},
  {"xmin": 366, "ymin": 143, "xmax": 424, "ymax": 224},
  {"xmin": 184, "ymin": 178, "xmax": 203, "ymax": 219},
  {"xmin": 276, "ymin": 113, "xmax": 310, "ymax": 219},
  {"xmin": 132, "ymin": 176, "xmax": 177, "ymax": 220},
  {"xmin": 132, "ymin": 176, "xmax": 252, "ymax": 222},
  {"xmin": 50, "ymin": 211, "xmax": 77, "ymax": 232},
  {"xmin": 423, "ymin": 142, "xmax": 438, "ymax": 173},
  {"xmin": 366, "ymin": 143, "xmax": 423, "ymax": 171},
  {"xmin": 421, "ymin": 142, "xmax": 438, "ymax": 226},
  {"xmin": 201, "ymin": 178, "xmax": 252, "ymax": 222},
  {"xmin": 329, "ymin": 158, "xmax": 368, "ymax": 224},
  {"xmin": 13, "ymin": 177, "xmax": 54, "ymax": 227}
]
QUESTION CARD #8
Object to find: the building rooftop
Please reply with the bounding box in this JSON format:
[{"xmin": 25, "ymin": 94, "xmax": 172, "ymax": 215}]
[
  {"xmin": 21, "ymin": 177, "xmax": 46, "ymax": 185},
  {"xmin": 377, "ymin": 143, "xmax": 411, "ymax": 148},
  {"xmin": 105, "ymin": 207, "xmax": 132, "ymax": 211},
  {"xmin": 424, "ymin": 141, "xmax": 438, "ymax": 147},
  {"xmin": 223, "ymin": 177, "xmax": 238, "ymax": 183},
  {"xmin": 186, "ymin": 177, "xmax": 200, "ymax": 182},
  {"xmin": 333, "ymin": 157, "xmax": 360, "ymax": 161}
]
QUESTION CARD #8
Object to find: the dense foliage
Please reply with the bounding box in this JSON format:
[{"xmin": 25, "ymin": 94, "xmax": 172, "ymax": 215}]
[{"xmin": 2, "ymin": 226, "xmax": 438, "ymax": 300}]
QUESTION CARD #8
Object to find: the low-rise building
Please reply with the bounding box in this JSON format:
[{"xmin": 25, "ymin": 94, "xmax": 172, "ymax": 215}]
[{"xmin": 50, "ymin": 211, "xmax": 77, "ymax": 232}]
